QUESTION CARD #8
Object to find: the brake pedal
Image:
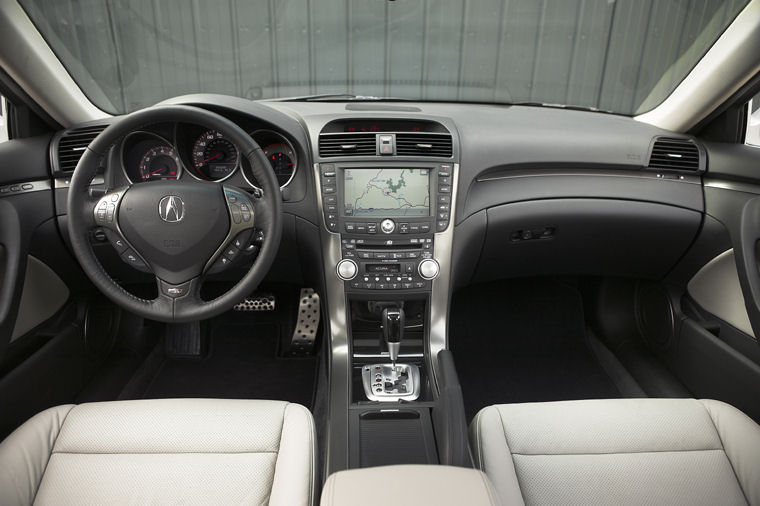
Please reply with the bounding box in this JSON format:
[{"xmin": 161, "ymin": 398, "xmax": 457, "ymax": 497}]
[
  {"xmin": 233, "ymin": 293, "xmax": 275, "ymax": 311},
  {"xmin": 288, "ymin": 288, "xmax": 320, "ymax": 355}
]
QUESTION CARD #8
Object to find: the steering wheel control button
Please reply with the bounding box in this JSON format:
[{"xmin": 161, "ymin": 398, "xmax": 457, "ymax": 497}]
[
  {"xmin": 380, "ymin": 219, "xmax": 395, "ymax": 234},
  {"xmin": 104, "ymin": 229, "xmax": 129, "ymax": 253},
  {"xmin": 121, "ymin": 248, "xmax": 148, "ymax": 270},
  {"xmin": 224, "ymin": 246, "xmax": 239, "ymax": 261},
  {"xmin": 418, "ymin": 258, "xmax": 440, "ymax": 280},
  {"xmin": 336, "ymin": 259, "xmax": 358, "ymax": 281}
]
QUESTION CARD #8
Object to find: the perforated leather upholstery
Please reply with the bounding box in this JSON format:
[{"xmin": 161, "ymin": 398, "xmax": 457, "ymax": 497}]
[
  {"xmin": 470, "ymin": 398, "xmax": 760, "ymax": 506},
  {"xmin": 0, "ymin": 398, "xmax": 316, "ymax": 506}
]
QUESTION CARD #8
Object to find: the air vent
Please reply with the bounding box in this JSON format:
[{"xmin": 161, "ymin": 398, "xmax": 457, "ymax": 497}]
[
  {"xmin": 319, "ymin": 133, "xmax": 377, "ymax": 157},
  {"xmin": 396, "ymin": 133, "xmax": 453, "ymax": 157},
  {"xmin": 55, "ymin": 125, "xmax": 107, "ymax": 174},
  {"xmin": 647, "ymin": 137, "xmax": 702, "ymax": 172}
]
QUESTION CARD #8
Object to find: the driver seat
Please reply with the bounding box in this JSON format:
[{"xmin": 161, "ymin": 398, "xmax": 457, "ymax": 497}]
[{"xmin": 0, "ymin": 398, "xmax": 315, "ymax": 505}]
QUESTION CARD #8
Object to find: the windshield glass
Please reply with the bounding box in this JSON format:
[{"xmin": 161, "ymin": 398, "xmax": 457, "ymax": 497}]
[{"xmin": 20, "ymin": 0, "xmax": 749, "ymax": 115}]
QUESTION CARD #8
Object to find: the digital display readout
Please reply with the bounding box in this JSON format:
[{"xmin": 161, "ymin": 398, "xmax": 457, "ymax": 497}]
[{"xmin": 344, "ymin": 168, "xmax": 430, "ymax": 217}]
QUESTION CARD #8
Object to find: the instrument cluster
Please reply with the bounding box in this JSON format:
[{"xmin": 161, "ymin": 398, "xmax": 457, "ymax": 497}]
[{"xmin": 121, "ymin": 123, "xmax": 298, "ymax": 190}]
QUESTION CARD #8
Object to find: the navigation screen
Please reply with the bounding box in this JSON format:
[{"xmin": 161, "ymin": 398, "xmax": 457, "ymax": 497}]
[{"xmin": 343, "ymin": 168, "xmax": 430, "ymax": 217}]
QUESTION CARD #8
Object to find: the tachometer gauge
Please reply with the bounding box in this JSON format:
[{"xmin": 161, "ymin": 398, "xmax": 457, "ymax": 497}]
[
  {"xmin": 138, "ymin": 145, "xmax": 181, "ymax": 181},
  {"xmin": 192, "ymin": 130, "xmax": 239, "ymax": 181}
]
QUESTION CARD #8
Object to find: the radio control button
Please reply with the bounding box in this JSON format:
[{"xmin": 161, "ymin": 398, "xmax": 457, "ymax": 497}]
[
  {"xmin": 380, "ymin": 219, "xmax": 395, "ymax": 234},
  {"xmin": 420, "ymin": 224, "xmax": 431, "ymax": 233},
  {"xmin": 367, "ymin": 223, "xmax": 378, "ymax": 234},
  {"xmin": 345, "ymin": 223, "xmax": 356, "ymax": 232},
  {"xmin": 398, "ymin": 223, "xmax": 409, "ymax": 234}
]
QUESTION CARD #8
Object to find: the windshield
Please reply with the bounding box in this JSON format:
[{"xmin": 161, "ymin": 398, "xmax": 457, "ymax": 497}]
[{"xmin": 20, "ymin": 0, "xmax": 749, "ymax": 115}]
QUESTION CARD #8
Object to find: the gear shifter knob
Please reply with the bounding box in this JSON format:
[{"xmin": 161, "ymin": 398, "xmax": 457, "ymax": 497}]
[{"xmin": 382, "ymin": 307, "xmax": 405, "ymax": 363}]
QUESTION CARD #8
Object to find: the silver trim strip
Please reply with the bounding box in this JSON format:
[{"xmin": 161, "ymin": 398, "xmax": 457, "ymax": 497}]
[
  {"xmin": 704, "ymin": 179, "xmax": 760, "ymax": 195},
  {"xmin": 428, "ymin": 163, "xmax": 458, "ymax": 392},
  {"xmin": 314, "ymin": 163, "xmax": 351, "ymax": 475},
  {"xmin": 478, "ymin": 170, "xmax": 701, "ymax": 185},
  {"xmin": 353, "ymin": 352, "xmax": 424, "ymax": 359}
]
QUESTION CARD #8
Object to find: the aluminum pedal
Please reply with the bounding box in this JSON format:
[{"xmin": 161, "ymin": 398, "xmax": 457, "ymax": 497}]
[
  {"xmin": 288, "ymin": 288, "xmax": 320, "ymax": 354},
  {"xmin": 233, "ymin": 293, "xmax": 275, "ymax": 311}
]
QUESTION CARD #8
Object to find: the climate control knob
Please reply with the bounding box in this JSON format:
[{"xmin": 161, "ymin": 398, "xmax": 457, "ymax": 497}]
[
  {"xmin": 418, "ymin": 258, "xmax": 440, "ymax": 280},
  {"xmin": 336, "ymin": 259, "xmax": 358, "ymax": 281}
]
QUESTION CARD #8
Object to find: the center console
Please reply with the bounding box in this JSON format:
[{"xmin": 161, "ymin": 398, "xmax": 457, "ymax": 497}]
[{"xmin": 313, "ymin": 117, "xmax": 468, "ymax": 474}]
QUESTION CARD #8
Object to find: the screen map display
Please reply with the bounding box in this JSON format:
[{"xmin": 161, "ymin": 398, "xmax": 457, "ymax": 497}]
[{"xmin": 343, "ymin": 168, "xmax": 430, "ymax": 217}]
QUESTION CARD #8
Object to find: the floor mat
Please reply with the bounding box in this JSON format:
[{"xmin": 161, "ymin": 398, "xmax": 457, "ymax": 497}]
[
  {"xmin": 141, "ymin": 323, "xmax": 316, "ymax": 408},
  {"xmin": 450, "ymin": 279, "xmax": 620, "ymax": 421}
]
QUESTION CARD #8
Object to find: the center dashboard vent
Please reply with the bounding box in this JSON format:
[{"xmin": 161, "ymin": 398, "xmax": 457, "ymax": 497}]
[
  {"xmin": 647, "ymin": 137, "xmax": 704, "ymax": 173},
  {"xmin": 319, "ymin": 133, "xmax": 377, "ymax": 157},
  {"xmin": 54, "ymin": 124, "xmax": 108, "ymax": 175},
  {"xmin": 396, "ymin": 133, "xmax": 452, "ymax": 157}
]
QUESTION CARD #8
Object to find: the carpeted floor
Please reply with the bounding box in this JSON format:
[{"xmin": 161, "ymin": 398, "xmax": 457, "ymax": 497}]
[
  {"xmin": 141, "ymin": 323, "xmax": 317, "ymax": 408},
  {"xmin": 450, "ymin": 279, "xmax": 621, "ymax": 421}
]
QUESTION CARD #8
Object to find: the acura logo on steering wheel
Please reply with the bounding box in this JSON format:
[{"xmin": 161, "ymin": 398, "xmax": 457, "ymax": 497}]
[{"xmin": 158, "ymin": 195, "xmax": 185, "ymax": 223}]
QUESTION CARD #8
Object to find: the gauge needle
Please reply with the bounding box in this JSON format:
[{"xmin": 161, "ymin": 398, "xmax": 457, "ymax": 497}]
[
  {"xmin": 199, "ymin": 154, "xmax": 221, "ymax": 164},
  {"xmin": 146, "ymin": 166, "xmax": 168, "ymax": 176}
]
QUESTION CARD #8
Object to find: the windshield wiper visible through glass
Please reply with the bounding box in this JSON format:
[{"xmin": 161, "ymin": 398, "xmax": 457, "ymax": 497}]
[
  {"xmin": 507, "ymin": 101, "xmax": 616, "ymax": 115},
  {"xmin": 281, "ymin": 93, "xmax": 415, "ymax": 102}
]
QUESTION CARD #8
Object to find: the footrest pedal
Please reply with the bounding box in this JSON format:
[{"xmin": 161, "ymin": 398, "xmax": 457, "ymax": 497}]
[{"xmin": 233, "ymin": 293, "xmax": 275, "ymax": 311}]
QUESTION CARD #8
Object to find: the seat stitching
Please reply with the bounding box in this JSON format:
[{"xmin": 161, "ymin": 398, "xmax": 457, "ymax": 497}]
[
  {"xmin": 32, "ymin": 405, "xmax": 75, "ymax": 504},
  {"xmin": 700, "ymin": 400, "xmax": 750, "ymax": 505},
  {"xmin": 496, "ymin": 407, "xmax": 528, "ymax": 504},
  {"xmin": 51, "ymin": 450, "xmax": 279, "ymax": 455},
  {"xmin": 510, "ymin": 448, "xmax": 726, "ymax": 457}
]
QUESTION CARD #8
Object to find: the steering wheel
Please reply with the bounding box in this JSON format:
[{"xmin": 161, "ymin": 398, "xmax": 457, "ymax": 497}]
[{"xmin": 67, "ymin": 105, "xmax": 283, "ymax": 323}]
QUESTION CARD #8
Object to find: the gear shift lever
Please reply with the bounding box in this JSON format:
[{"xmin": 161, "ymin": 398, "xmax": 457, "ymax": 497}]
[{"xmin": 382, "ymin": 307, "xmax": 404, "ymax": 365}]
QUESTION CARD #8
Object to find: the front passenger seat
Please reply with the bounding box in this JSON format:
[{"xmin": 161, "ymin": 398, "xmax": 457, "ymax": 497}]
[
  {"xmin": 470, "ymin": 398, "xmax": 760, "ymax": 505},
  {"xmin": 0, "ymin": 398, "xmax": 315, "ymax": 505}
]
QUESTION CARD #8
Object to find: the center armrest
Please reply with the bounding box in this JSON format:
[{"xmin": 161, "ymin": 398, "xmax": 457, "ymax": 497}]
[{"xmin": 320, "ymin": 464, "xmax": 506, "ymax": 506}]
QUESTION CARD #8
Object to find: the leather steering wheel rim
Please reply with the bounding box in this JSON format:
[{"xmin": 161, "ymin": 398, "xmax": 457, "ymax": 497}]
[{"xmin": 67, "ymin": 105, "xmax": 283, "ymax": 323}]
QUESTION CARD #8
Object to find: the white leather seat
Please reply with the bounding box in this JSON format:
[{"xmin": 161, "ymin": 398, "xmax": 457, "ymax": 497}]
[
  {"xmin": 470, "ymin": 398, "xmax": 760, "ymax": 506},
  {"xmin": 0, "ymin": 398, "xmax": 316, "ymax": 506}
]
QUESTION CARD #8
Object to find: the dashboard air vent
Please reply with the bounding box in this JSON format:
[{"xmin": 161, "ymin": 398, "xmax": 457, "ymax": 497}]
[
  {"xmin": 319, "ymin": 133, "xmax": 377, "ymax": 157},
  {"xmin": 396, "ymin": 133, "xmax": 453, "ymax": 157},
  {"xmin": 55, "ymin": 125, "xmax": 107, "ymax": 174},
  {"xmin": 647, "ymin": 137, "xmax": 703, "ymax": 172}
]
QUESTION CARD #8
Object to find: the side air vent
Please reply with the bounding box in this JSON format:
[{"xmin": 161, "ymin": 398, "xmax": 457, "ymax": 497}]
[
  {"xmin": 396, "ymin": 133, "xmax": 453, "ymax": 157},
  {"xmin": 54, "ymin": 125, "xmax": 107, "ymax": 174},
  {"xmin": 319, "ymin": 133, "xmax": 377, "ymax": 157},
  {"xmin": 647, "ymin": 137, "xmax": 703, "ymax": 172}
]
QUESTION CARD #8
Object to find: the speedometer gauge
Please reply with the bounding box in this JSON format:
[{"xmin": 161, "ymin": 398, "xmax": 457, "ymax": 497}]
[
  {"xmin": 192, "ymin": 130, "xmax": 239, "ymax": 181},
  {"xmin": 138, "ymin": 145, "xmax": 181, "ymax": 181}
]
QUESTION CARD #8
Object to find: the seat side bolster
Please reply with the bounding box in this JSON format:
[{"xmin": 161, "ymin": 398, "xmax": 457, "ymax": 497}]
[
  {"xmin": 469, "ymin": 406, "xmax": 526, "ymax": 506},
  {"xmin": 701, "ymin": 399, "xmax": 760, "ymax": 506},
  {"xmin": 269, "ymin": 402, "xmax": 316, "ymax": 506},
  {"xmin": 0, "ymin": 404, "xmax": 75, "ymax": 506}
]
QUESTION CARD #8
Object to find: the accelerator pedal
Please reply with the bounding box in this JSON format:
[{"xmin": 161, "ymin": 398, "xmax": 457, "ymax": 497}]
[
  {"xmin": 233, "ymin": 293, "xmax": 276, "ymax": 311},
  {"xmin": 287, "ymin": 288, "xmax": 320, "ymax": 355}
]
